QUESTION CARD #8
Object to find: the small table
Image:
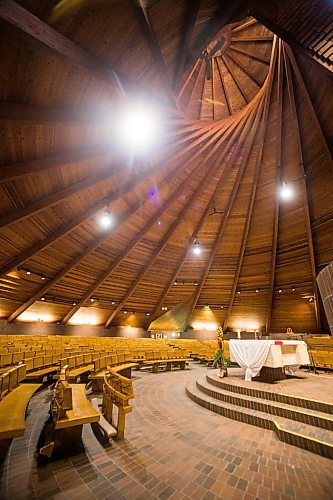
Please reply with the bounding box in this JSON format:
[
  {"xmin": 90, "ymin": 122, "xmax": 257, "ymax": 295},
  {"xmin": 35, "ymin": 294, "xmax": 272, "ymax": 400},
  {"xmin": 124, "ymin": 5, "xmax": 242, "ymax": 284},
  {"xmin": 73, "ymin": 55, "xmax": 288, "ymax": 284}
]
[{"xmin": 229, "ymin": 340, "xmax": 310, "ymax": 381}]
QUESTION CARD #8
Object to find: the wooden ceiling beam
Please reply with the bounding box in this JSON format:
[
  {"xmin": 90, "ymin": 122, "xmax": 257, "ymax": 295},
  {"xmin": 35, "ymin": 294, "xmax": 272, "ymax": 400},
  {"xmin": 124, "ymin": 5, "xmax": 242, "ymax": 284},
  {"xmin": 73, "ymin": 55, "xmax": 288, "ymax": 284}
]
[
  {"xmin": 0, "ymin": 146, "xmax": 109, "ymax": 183},
  {"xmin": 144, "ymin": 112, "xmax": 250, "ymax": 328},
  {"xmin": 184, "ymin": 102, "xmax": 264, "ymax": 331},
  {"xmin": 173, "ymin": 0, "xmax": 201, "ymax": 89},
  {"xmin": 223, "ymin": 36, "xmax": 278, "ymax": 331},
  {"xmin": 283, "ymin": 43, "xmax": 321, "ymax": 331},
  {"xmin": 228, "ymin": 45, "xmax": 270, "ymax": 65},
  {"xmin": 62, "ymin": 111, "xmax": 246, "ymax": 326},
  {"xmin": 0, "ymin": 163, "xmax": 123, "ymax": 230},
  {"xmin": 221, "ymin": 54, "xmax": 250, "ymax": 103},
  {"xmin": 216, "ymin": 58, "xmax": 232, "ymax": 115},
  {"xmin": 232, "ymin": 18, "xmax": 258, "ymax": 33},
  {"xmin": 103, "ymin": 133, "xmax": 234, "ymax": 328},
  {"xmin": 0, "ymin": 117, "xmax": 237, "ymax": 280},
  {"xmin": 230, "ymin": 35, "xmax": 274, "ymax": 42},
  {"xmin": 0, "ymin": 0, "xmax": 183, "ymax": 117},
  {"xmin": 265, "ymin": 38, "xmax": 283, "ymax": 335},
  {"xmin": 223, "ymin": 50, "xmax": 264, "ymax": 88},
  {"xmin": 0, "ymin": 101, "xmax": 105, "ymax": 123},
  {"xmin": 285, "ymin": 44, "xmax": 332, "ymax": 165},
  {"xmin": 11, "ymin": 139, "xmax": 216, "ymax": 323},
  {"xmin": 133, "ymin": 2, "xmax": 179, "ymax": 109}
]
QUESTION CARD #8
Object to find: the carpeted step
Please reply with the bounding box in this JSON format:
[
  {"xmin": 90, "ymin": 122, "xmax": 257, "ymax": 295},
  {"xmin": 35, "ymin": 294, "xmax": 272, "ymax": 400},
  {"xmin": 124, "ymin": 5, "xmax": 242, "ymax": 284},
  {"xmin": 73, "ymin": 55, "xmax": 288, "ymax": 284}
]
[{"xmin": 186, "ymin": 379, "xmax": 333, "ymax": 459}]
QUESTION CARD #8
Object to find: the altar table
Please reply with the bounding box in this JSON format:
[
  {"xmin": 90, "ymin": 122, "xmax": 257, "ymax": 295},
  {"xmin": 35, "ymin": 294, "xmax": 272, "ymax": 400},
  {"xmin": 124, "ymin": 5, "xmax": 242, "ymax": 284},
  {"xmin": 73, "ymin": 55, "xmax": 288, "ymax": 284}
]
[{"xmin": 229, "ymin": 340, "xmax": 310, "ymax": 381}]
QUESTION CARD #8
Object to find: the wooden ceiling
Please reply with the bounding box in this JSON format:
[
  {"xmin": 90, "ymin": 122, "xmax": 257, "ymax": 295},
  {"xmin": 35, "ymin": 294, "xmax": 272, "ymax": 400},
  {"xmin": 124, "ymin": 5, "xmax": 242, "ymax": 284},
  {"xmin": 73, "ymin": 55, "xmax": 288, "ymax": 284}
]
[{"xmin": 0, "ymin": 0, "xmax": 332, "ymax": 333}]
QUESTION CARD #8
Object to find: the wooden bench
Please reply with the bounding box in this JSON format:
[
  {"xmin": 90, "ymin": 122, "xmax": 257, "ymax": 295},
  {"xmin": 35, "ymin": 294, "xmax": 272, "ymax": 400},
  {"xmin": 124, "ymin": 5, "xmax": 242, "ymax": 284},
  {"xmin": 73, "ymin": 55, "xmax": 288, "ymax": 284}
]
[
  {"xmin": 88, "ymin": 355, "xmax": 138, "ymax": 391},
  {"xmin": 55, "ymin": 353, "xmax": 101, "ymax": 382},
  {"xmin": 0, "ymin": 365, "xmax": 41, "ymax": 453},
  {"xmin": 40, "ymin": 366, "xmax": 99, "ymax": 457},
  {"xmin": 142, "ymin": 358, "xmax": 188, "ymax": 373},
  {"xmin": 102, "ymin": 368, "xmax": 134, "ymax": 439}
]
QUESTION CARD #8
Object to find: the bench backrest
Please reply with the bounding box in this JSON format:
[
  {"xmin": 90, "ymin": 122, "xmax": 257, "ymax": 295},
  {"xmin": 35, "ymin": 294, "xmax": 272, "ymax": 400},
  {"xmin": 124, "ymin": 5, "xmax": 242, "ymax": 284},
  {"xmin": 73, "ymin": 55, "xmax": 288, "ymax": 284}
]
[{"xmin": 51, "ymin": 366, "xmax": 72, "ymax": 421}]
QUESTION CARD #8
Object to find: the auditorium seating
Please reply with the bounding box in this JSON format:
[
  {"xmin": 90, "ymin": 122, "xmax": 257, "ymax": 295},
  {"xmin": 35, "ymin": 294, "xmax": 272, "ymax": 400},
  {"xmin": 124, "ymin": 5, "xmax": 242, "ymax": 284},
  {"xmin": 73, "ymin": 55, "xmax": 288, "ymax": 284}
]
[
  {"xmin": 0, "ymin": 364, "xmax": 41, "ymax": 443},
  {"xmin": 307, "ymin": 337, "xmax": 333, "ymax": 368}
]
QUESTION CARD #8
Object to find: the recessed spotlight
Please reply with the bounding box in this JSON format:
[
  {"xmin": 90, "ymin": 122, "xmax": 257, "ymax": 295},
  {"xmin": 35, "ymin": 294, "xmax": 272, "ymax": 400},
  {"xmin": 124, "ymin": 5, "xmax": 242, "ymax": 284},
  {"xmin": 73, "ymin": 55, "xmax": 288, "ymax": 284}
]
[
  {"xmin": 278, "ymin": 288, "xmax": 282, "ymax": 293},
  {"xmin": 146, "ymin": 313, "xmax": 150, "ymax": 316},
  {"xmin": 174, "ymin": 280, "xmax": 178, "ymax": 285},
  {"xmin": 237, "ymin": 291, "xmax": 241, "ymax": 295},
  {"xmin": 111, "ymin": 301, "xmax": 115, "ymax": 305},
  {"xmin": 41, "ymin": 275, "xmax": 46, "ymax": 280},
  {"xmin": 90, "ymin": 298, "xmax": 95, "ymax": 302},
  {"xmin": 41, "ymin": 297, "xmax": 45, "ymax": 301},
  {"xmin": 72, "ymin": 302, "xmax": 77, "ymax": 306},
  {"xmin": 194, "ymin": 281, "xmax": 199, "ymax": 286},
  {"xmin": 26, "ymin": 270, "xmax": 31, "ymax": 275},
  {"xmin": 255, "ymin": 288, "xmax": 260, "ymax": 293},
  {"xmin": 309, "ymin": 297, "xmax": 314, "ymax": 303},
  {"xmin": 291, "ymin": 286, "xmax": 296, "ymax": 292},
  {"xmin": 124, "ymin": 310, "xmax": 128, "ymax": 314}
]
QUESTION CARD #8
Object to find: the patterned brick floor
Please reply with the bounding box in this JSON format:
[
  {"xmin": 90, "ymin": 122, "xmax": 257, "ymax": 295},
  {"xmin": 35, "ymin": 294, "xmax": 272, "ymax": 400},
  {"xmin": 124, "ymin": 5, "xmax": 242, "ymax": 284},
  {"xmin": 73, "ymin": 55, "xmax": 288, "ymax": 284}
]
[{"xmin": 0, "ymin": 364, "xmax": 332, "ymax": 499}]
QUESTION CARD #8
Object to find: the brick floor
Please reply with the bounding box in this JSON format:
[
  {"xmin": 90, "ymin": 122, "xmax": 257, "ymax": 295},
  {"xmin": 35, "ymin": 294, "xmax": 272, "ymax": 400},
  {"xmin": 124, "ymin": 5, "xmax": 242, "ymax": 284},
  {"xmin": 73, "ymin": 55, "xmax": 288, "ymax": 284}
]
[{"xmin": 0, "ymin": 364, "xmax": 332, "ymax": 499}]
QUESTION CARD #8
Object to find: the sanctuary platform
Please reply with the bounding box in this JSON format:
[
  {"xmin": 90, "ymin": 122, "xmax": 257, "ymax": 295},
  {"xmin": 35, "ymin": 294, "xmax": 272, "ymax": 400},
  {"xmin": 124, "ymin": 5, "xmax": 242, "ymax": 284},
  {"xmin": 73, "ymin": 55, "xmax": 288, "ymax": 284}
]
[{"xmin": 186, "ymin": 367, "xmax": 333, "ymax": 459}]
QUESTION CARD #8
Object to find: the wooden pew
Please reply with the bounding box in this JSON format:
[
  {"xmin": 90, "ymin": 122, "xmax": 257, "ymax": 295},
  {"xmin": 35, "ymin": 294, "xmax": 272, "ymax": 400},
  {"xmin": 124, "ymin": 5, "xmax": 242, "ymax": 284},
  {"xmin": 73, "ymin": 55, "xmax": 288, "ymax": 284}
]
[
  {"xmin": 102, "ymin": 368, "xmax": 134, "ymax": 439},
  {"xmin": 88, "ymin": 355, "xmax": 138, "ymax": 392},
  {"xmin": 40, "ymin": 366, "xmax": 99, "ymax": 457},
  {"xmin": 0, "ymin": 365, "xmax": 41, "ymax": 451}
]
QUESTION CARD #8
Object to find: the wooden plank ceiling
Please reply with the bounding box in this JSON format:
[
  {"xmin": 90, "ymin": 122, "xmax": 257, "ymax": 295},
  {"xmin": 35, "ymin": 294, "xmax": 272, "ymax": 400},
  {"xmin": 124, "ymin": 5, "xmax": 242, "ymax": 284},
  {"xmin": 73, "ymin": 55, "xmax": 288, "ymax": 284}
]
[{"xmin": 0, "ymin": 0, "xmax": 332, "ymax": 333}]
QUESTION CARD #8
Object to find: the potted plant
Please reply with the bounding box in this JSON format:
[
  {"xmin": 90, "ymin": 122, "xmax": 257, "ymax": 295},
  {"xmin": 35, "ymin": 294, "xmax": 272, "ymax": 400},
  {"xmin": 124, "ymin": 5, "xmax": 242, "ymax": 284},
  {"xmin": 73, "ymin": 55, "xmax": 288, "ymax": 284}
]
[{"xmin": 212, "ymin": 325, "xmax": 230, "ymax": 378}]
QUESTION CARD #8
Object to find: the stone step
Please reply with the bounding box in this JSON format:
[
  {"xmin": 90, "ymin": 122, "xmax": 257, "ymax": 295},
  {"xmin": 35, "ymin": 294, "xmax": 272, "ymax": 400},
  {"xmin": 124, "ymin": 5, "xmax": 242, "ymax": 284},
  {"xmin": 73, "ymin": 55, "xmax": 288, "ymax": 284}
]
[
  {"xmin": 199, "ymin": 376, "xmax": 333, "ymax": 432},
  {"xmin": 186, "ymin": 380, "xmax": 333, "ymax": 459},
  {"xmin": 207, "ymin": 370, "xmax": 333, "ymax": 415}
]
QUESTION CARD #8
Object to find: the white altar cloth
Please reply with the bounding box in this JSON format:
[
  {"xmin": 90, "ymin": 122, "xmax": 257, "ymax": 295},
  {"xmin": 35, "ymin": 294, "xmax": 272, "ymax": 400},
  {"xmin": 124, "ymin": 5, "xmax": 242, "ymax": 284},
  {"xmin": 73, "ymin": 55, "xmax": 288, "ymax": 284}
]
[{"xmin": 229, "ymin": 340, "xmax": 309, "ymax": 381}]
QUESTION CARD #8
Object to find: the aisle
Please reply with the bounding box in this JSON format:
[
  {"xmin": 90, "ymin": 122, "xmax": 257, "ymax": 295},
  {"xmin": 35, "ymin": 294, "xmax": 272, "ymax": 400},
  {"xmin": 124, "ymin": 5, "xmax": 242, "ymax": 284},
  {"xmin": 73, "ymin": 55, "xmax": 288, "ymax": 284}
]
[{"xmin": 0, "ymin": 365, "xmax": 332, "ymax": 499}]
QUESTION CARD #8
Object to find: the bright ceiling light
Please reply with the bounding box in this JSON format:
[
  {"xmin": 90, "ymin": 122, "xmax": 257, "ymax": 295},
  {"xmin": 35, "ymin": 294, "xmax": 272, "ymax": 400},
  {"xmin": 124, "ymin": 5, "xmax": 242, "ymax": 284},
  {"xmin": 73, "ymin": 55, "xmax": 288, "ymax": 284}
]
[
  {"xmin": 117, "ymin": 104, "xmax": 160, "ymax": 151},
  {"xmin": 280, "ymin": 181, "xmax": 293, "ymax": 200},
  {"xmin": 100, "ymin": 208, "xmax": 112, "ymax": 229},
  {"xmin": 193, "ymin": 240, "xmax": 201, "ymax": 255}
]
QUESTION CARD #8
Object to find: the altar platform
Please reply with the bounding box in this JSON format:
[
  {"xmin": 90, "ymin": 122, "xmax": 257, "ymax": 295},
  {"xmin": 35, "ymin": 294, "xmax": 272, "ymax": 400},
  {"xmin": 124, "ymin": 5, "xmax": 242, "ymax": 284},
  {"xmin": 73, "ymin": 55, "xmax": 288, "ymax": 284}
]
[{"xmin": 186, "ymin": 367, "xmax": 333, "ymax": 459}]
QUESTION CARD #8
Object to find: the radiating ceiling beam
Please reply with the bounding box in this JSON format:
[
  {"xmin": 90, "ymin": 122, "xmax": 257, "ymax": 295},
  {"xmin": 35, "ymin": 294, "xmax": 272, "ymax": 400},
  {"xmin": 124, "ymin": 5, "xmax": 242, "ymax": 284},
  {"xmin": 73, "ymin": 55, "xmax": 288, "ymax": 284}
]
[
  {"xmin": 283, "ymin": 43, "xmax": 321, "ymax": 331},
  {"xmin": 0, "ymin": 0, "xmax": 183, "ymax": 117},
  {"xmin": 173, "ymin": 0, "xmax": 201, "ymax": 88},
  {"xmin": 285, "ymin": 44, "xmax": 332, "ymax": 164},
  {"xmin": 144, "ymin": 112, "xmax": 250, "ymax": 328},
  {"xmin": 215, "ymin": 58, "xmax": 232, "ymax": 115},
  {"xmin": 61, "ymin": 155, "xmax": 221, "ymax": 323},
  {"xmin": 9, "ymin": 139, "xmax": 216, "ymax": 323},
  {"xmin": 184, "ymin": 101, "xmax": 264, "ymax": 331},
  {"xmin": 230, "ymin": 35, "xmax": 274, "ymax": 42},
  {"xmin": 232, "ymin": 18, "xmax": 258, "ymax": 33},
  {"xmin": 103, "ymin": 137, "xmax": 234, "ymax": 328},
  {"xmin": 0, "ymin": 146, "xmax": 109, "ymax": 183},
  {"xmin": 265, "ymin": 38, "xmax": 283, "ymax": 335},
  {"xmin": 0, "ymin": 163, "xmax": 122, "ymax": 230},
  {"xmin": 223, "ymin": 36, "xmax": 278, "ymax": 331},
  {"xmin": 221, "ymin": 54, "xmax": 250, "ymax": 103},
  {"xmin": 133, "ymin": 2, "xmax": 179, "ymax": 109},
  {"xmin": 224, "ymin": 50, "xmax": 264, "ymax": 88},
  {"xmin": 61, "ymin": 111, "xmax": 244, "ymax": 326},
  {"xmin": 0, "ymin": 117, "xmax": 234, "ymax": 279},
  {"xmin": 0, "ymin": 101, "xmax": 104, "ymax": 123}
]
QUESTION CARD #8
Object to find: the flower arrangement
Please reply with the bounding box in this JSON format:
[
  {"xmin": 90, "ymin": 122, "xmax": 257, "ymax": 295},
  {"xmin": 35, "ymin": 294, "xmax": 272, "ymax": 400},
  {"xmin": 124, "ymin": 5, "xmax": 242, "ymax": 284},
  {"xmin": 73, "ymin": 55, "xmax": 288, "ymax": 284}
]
[{"xmin": 213, "ymin": 325, "xmax": 230, "ymax": 377}]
